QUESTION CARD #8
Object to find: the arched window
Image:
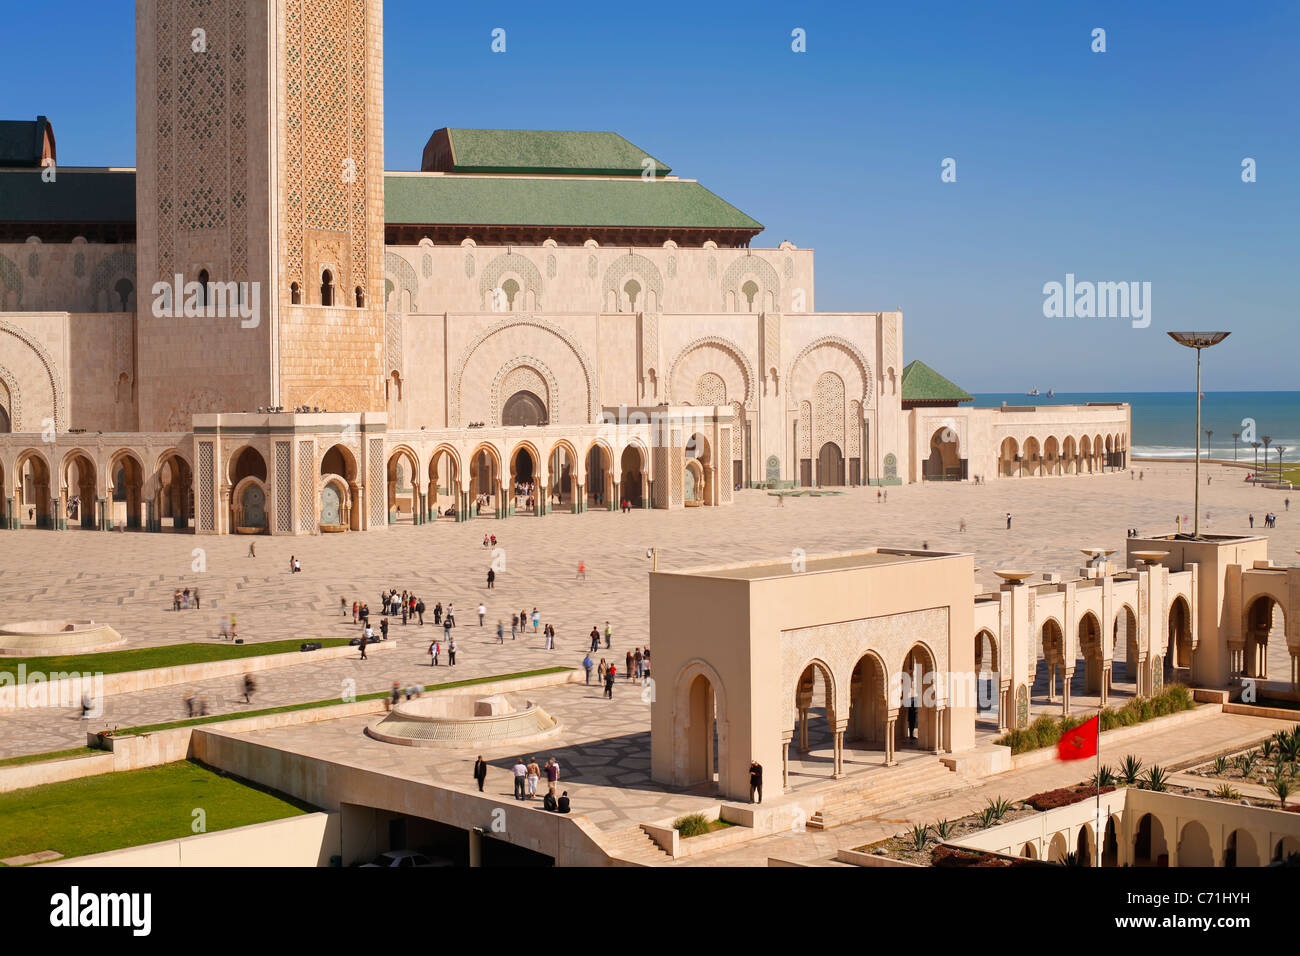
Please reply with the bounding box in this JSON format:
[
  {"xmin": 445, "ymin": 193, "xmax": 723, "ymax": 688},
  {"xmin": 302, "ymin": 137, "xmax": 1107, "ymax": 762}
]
[
  {"xmin": 741, "ymin": 279, "xmax": 759, "ymax": 312},
  {"xmin": 290, "ymin": 282, "xmax": 301, "ymax": 304},
  {"xmin": 624, "ymin": 278, "xmax": 641, "ymax": 312},
  {"xmin": 198, "ymin": 269, "xmax": 210, "ymax": 307},
  {"xmin": 321, "ymin": 270, "xmax": 334, "ymax": 306},
  {"xmin": 501, "ymin": 277, "xmax": 520, "ymax": 311},
  {"xmin": 355, "ymin": 286, "xmax": 365, "ymax": 307},
  {"xmin": 113, "ymin": 277, "xmax": 134, "ymax": 311}
]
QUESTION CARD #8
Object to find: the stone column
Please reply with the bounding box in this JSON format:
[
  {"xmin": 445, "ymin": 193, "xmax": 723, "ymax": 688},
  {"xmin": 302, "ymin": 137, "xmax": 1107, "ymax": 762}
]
[
  {"xmin": 833, "ymin": 719, "xmax": 848, "ymax": 778},
  {"xmin": 51, "ymin": 496, "xmax": 64, "ymax": 531},
  {"xmin": 1062, "ymin": 670, "xmax": 1073, "ymax": 716},
  {"xmin": 884, "ymin": 714, "xmax": 898, "ymax": 766},
  {"xmin": 1047, "ymin": 663, "xmax": 1056, "ymax": 702},
  {"xmin": 780, "ymin": 731, "xmax": 793, "ymax": 789},
  {"xmin": 610, "ymin": 480, "xmax": 619, "ymax": 512},
  {"xmin": 5, "ymin": 496, "xmax": 14, "ymax": 529},
  {"xmin": 797, "ymin": 706, "xmax": 809, "ymax": 753},
  {"xmin": 1100, "ymin": 664, "xmax": 1111, "ymax": 706},
  {"xmin": 98, "ymin": 496, "xmax": 109, "ymax": 531}
]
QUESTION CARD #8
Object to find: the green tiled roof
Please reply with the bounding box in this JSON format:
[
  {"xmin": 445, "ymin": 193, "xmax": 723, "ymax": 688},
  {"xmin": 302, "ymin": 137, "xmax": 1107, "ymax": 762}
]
[
  {"xmin": 900, "ymin": 360, "xmax": 973, "ymax": 403},
  {"xmin": 0, "ymin": 117, "xmax": 51, "ymax": 167},
  {"xmin": 384, "ymin": 173, "xmax": 762, "ymax": 232},
  {"xmin": 435, "ymin": 128, "xmax": 671, "ymax": 177},
  {"xmin": 0, "ymin": 168, "xmax": 136, "ymax": 222}
]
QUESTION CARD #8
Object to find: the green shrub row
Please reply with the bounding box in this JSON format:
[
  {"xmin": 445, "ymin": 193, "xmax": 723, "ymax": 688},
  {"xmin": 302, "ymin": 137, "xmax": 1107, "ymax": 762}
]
[{"xmin": 994, "ymin": 684, "xmax": 1194, "ymax": 755}]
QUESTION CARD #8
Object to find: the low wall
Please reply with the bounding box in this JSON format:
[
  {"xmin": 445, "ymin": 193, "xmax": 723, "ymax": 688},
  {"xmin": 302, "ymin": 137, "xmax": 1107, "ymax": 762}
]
[
  {"xmin": 41, "ymin": 812, "xmax": 340, "ymax": 867},
  {"xmin": 1224, "ymin": 702, "xmax": 1300, "ymax": 722},
  {"xmin": 835, "ymin": 848, "xmax": 922, "ymax": 867},
  {"xmin": 0, "ymin": 640, "xmax": 396, "ymax": 713},
  {"xmin": 0, "ymin": 752, "xmax": 115, "ymax": 794}
]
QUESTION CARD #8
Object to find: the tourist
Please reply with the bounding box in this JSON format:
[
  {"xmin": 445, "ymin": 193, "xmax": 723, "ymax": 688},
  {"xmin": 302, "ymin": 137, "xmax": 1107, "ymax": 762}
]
[
  {"xmin": 358, "ymin": 632, "xmax": 368, "ymax": 660},
  {"xmin": 364, "ymin": 621, "xmax": 375, "ymax": 646},
  {"xmin": 547, "ymin": 624, "xmax": 556, "ymax": 650},
  {"xmin": 429, "ymin": 639, "xmax": 439, "ymax": 666},
  {"xmin": 183, "ymin": 690, "xmax": 195, "ymax": 717},
  {"xmin": 197, "ymin": 695, "xmax": 209, "ymax": 716},
  {"xmin": 487, "ymin": 567, "xmax": 495, "ymax": 589},
  {"xmin": 401, "ymin": 599, "xmax": 408, "ymax": 626},
  {"xmin": 543, "ymin": 789, "xmax": 558, "ymax": 812},
  {"xmin": 497, "ymin": 620, "xmax": 504, "ymax": 644},
  {"xmin": 1250, "ymin": 513, "xmax": 1255, "ymax": 528},
  {"xmin": 243, "ymin": 673, "xmax": 256, "ymax": 704},
  {"xmin": 557, "ymin": 791, "xmax": 571, "ymax": 813},
  {"xmin": 1286, "ymin": 498, "xmax": 1291, "ymax": 512},
  {"xmin": 294, "ymin": 557, "xmax": 301, "ymax": 573},
  {"xmin": 577, "ymin": 560, "xmax": 587, "ymax": 582},
  {"xmin": 634, "ymin": 647, "xmax": 644, "ymax": 680},
  {"xmin": 478, "ymin": 602, "xmax": 486, "ymax": 626},
  {"xmin": 390, "ymin": 681, "xmax": 401, "ymax": 710},
  {"xmin": 532, "ymin": 608, "xmax": 540, "ymax": 632},
  {"xmin": 1005, "ymin": 512, "xmax": 1012, "ymax": 530},
  {"xmin": 583, "ymin": 653, "xmax": 593, "ymax": 684},
  {"xmin": 173, "ymin": 589, "xmax": 181, "ymax": 612},
  {"xmin": 604, "ymin": 665, "xmax": 616, "ymax": 698},
  {"xmin": 352, "ymin": 601, "xmax": 359, "ymax": 624},
  {"xmin": 959, "ymin": 518, "xmax": 967, "ymax": 533},
  {"xmin": 512, "ymin": 613, "xmax": 519, "ymax": 639},
  {"xmin": 512, "ymin": 758, "xmax": 528, "ymax": 800},
  {"xmin": 546, "ymin": 757, "xmax": 560, "ymax": 793},
  {"xmin": 448, "ymin": 637, "xmax": 457, "ymax": 666},
  {"xmin": 604, "ymin": 621, "xmax": 611, "ymax": 649},
  {"xmin": 597, "ymin": 657, "xmax": 608, "ymax": 685},
  {"xmin": 380, "ymin": 617, "xmax": 389, "ymax": 641},
  {"xmin": 230, "ymin": 614, "xmax": 238, "ymax": 640},
  {"xmin": 526, "ymin": 757, "xmax": 541, "ymax": 799},
  {"xmin": 473, "ymin": 755, "xmax": 488, "ymax": 793},
  {"xmin": 381, "ymin": 591, "xmax": 390, "ymax": 615},
  {"xmin": 182, "ymin": 587, "xmax": 191, "ymax": 609},
  {"xmin": 446, "ymin": 603, "xmax": 455, "ymax": 627},
  {"xmin": 749, "ymin": 760, "xmax": 763, "ymax": 804},
  {"xmin": 289, "ymin": 554, "xmax": 296, "ymax": 573},
  {"xmin": 626, "ymin": 650, "xmax": 634, "ymax": 679},
  {"xmin": 417, "ymin": 598, "xmax": 426, "ymax": 625},
  {"xmin": 877, "ymin": 489, "xmax": 882, "ymax": 503},
  {"xmin": 340, "ymin": 596, "xmax": 348, "ymax": 618},
  {"xmin": 907, "ymin": 696, "xmax": 918, "ymax": 740},
  {"xmin": 590, "ymin": 626, "xmax": 600, "ymax": 653},
  {"xmin": 248, "ymin": 541, "xmax": 256, "ymax": 558},
  {"xmin": 443, "ymin": 616, "xmax": 452, "ymax": 641},
  {"xmin": 81, "ymin": 692, "xmax": 94, "ymax": 718},
  {"xmin": 483, "ymin": 534, "xmax": 490, "ymax": 548},
  {"xmin": 434, "ymin": 601, "xmax": 442, "ymax": 625},
  {"xmin": 642, "ymin": 648, "xmax": 651, "ymax": 683},
  {"xmin": 194, "ymin": 587, "xmax": 200, "ymax": 609}
]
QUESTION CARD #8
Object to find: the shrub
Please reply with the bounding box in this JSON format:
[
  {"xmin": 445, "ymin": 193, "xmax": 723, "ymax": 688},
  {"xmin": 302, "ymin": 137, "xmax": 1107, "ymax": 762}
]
[
  {"xmin": 1213, "ymin": 756, "xmax": 1229, "ymax": 776},
  {"xmin": 1238, "ymin": 752, "xmax": 1259, "ymax": 777},
  {"xmin": 987, "ymin": 795, "xmax": 1013, "ymax": 822},
  {"xmin": 1120, "ymin": 755, "xmax": 1144, "ymax": 785},
  {"xmin": 1212, "ymin": 784, "xmax": 1240, "ymax": 800},
  {"xmin": 932, "ymin": 819, "xmax": 956, "ymax": 840},
  {"xmin": 1141, "ymin": 766, "xmax": 1170, "ymax": 792},
  {"xmin": 673, "ymin": 813, "xmax": 712, "ymax": 838},
  {"xmin": 1025, "ymin": 784, "xmax": 1115, "ymax": 811},
  {"xmin": 908, "ymin": 823, "xmax": 931, "ymax": 852},
  {"xmin": 1092, "ymin": 765, "xmax": 1118, "ymax": 788},
  {"xmin": 977, "ymin": 806, "xmax": 997, "ymax": 829},
  {"xmin": 1274, "ymin": 778, "xmax": 1292, "ymax": 808}
]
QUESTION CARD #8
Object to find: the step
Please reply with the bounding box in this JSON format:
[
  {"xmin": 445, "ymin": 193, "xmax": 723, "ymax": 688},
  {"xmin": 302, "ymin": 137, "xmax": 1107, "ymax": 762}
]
[{"xmin": 807, "ymin": 761, "xmax": 973, "ymax": 830}]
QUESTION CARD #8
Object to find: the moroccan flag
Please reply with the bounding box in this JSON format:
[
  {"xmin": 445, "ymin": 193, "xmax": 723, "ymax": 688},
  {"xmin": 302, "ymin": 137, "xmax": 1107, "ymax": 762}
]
[{"xmin": 1057, "ymin": 715, "xmax": 1099, "ymax": 761}]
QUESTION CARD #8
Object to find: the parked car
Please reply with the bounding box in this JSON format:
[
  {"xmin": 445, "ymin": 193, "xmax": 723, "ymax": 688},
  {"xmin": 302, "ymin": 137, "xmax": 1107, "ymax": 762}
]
[{"xmin": 361, "ymin": 849, "xmax": 453, "ymax": 868}]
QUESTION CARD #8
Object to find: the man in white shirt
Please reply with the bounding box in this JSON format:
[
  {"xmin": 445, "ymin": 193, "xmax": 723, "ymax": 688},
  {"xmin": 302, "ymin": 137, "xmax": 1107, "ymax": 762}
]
[
  {"xmin": 512, "ymin": 758, "xmax": 528, "ymax": 800},
  {"xmin": 478, "ymin": 603, "xmax": 487, "ymax": 626}
]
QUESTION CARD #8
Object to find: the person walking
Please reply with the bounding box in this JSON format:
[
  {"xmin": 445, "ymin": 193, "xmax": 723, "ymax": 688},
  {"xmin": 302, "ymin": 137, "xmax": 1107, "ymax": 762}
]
[
  {"xmin": 583, "ymin": 653, "xmax": 593, "ymax": 684},
  {"xmin": 576, "ymin": 560, "xmax": 587, "ymax": 582},
  {"xmin": 1250, "ymin": 513, "xmax": 1255, "ymax": 528},
  {"xmin": 429, "ymin": 639, "xmax": 439, "ymax": 667},
  {"xmin": 512, "ymin": 758, "xmax": 528, "ymax": 800},
  {"xmin": 358, "ymin": 631, "xmax": 368, "ymax": 660},
  {"xmin": 443, "ymin": 616, "xmax": 452, "ymax": 642},
  {"xmin": 341, "ymin": 596, "xmax": 348, "ymax": 618},
  {"xmin": 604, "ymin": 621, "xmax": 611, "ymax": 649},
  {"xmin": 193, "ymin": 587, "xmax": 200, "ymax": 610},
  {"xmin": 546, "ymin": 757, "xmax": 560, "ymax": 794},
  {"xmin": 390, "ymin": 681, "xmax": 402, "ymax": 710},
  {"xmin": 546, "ymin": 624, "xmax": 555, "ymax": 650},
  {"xmin": 597, "ymin": 657, "xmax": 607, "ymax": 686},
  {"xmin": 478, "ymin": 602, "xmax": 486, "ymax": 626},
  {"xmin": 242, "ymin": 673, "xmax": 256, "ymax": 704},
  {"xmin": 473, "ymin": 755, "xmax": 488, "ymax": 793},
  {"xmin": 352, "ymin": 601, "xmax": 359, "ymax": 625},
  {"xmin": 604, "ymin": 665, "xmax": 616, "ymax": 699},
  {"xmin": 749, "ymin": 760, "xmax": 763, "ymax": 804},
  {"xmin": 446, "ymin": 603, "xmax": 456, "ymax": 627},
  {"xmin": 590, "ymin": 626, "xmax": 600, "ymax": 653},
  {"xmin": 1006, "ymin": 512, "xmax": 1012, "ymax": 530},
  {"xmin": 626, "ymin": 649, "xmax": 634, "ymax": 680},
  {"xmin": 532, "ymin": 608, "xmax": 539, "ymax": 633},
  {"xmin": 497, "ymin": 620, "xmax": 505, "ymax": 644},
  {"xmin": 433, "ymin": 601, "xmax": 442, "ymax": 625},
  {"xmin": 380, "ymin": 617, "xmax": 389, "ymax": 641},
  {"xmin": 417, "ymin": 598, "xmax": 426, "ymax": 626},
  {"xmin": 230, "ymin": 614, "xmax": 238, "ymax": 641},
  {"xmin": 634, "ymin": 647, "xmax": 644, "ymax": 680},
  {"xmin": 511, "ymin": 613, "xmax": 519, "ymax": 640},
  {"xmin": 525, "ymin": 757, "xmax": 541, "ymax": 800},
  {"xmin": 448, "ymin": 637, "xmax": 457, "ymax": 667},
  {"xmin": 248, "ymin": 540, "xmax": 256, "ymax": 557},
  {"xmin": 487, "ymin": 567, "xmax": 495, "ymax": 590}
]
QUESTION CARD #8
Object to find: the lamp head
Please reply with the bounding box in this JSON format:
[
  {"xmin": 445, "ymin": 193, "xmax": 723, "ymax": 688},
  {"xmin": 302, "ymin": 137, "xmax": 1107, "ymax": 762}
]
[{"xmin": 1167, "ymin": 331, "xmax": 1230, "ymax": 349}]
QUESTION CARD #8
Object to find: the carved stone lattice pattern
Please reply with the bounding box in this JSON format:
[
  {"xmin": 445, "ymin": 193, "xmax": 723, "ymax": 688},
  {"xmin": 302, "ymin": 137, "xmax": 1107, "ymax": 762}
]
[
  {"xmin": 0, "ymin": 364, "xmax": 23, "ymax": 431},
  {"xmin": 478, "ymin": 253, "xmax": 544, "ymax": 308},
  {"xmin": 198, "ymin": 441, "xmax": 214, "ymax": 531},
  {"xmin": 368, "ymin": 437, "xmax": 385, "ymax": 525},
  {"xmin": 464, "ymin": 253, "xmax": 475, "ymax": 278},
  {"xmin": 787, "ymin": 336, "xmax": 874, "ymax": 407},
  {"xmin": 587, "ymin": 255, "xmax": 597, "ymax": 279},
  {"xmin": 694, "ymin": 372, "xmax": 726, "ymax": 406},
  {"xmin": 422, "ymin": 254, "xmax": 432, "ymax": 278},
  {"xmin": 1016, "ymin": 685, "xmax": 1029, "ymax": 729},
  {"xmin": 721, "ymin": 255, "xmax": 780, "ymax": 303},
  {"xmin": 814, "ymin": 372, "xmax": 845, "ymax": 453},
  {"xmin": 385, "ymin": 312, "xmax": 403, "ymax": 378},
  {"xmin": 384, "ymin": 251, "xmax": 419, "ymax": 311},
  {"xmin": 602, "ymin": 254, "xmax": 664, "ymax": 309},
  {"xmin": 90, "ymin": 252, "xmax": 137, "ymax": 312},
  {"xmin": 667, "ymin": 336, "xmax": 756, "ymax": 409},
  {"xmin": 0, "ymin": 254, "xmax": 22, "ymax": 306},
  {"xmin": 230, "ymin": 0, "xmax": 248, "ymax": 281},
  {"xmin": 275, "ymin": 441, "xmax": 292, "ymax": 532},
  {"xmin": 177, "ymin": 0, "xmax": 227, "ymax": 232},
  {"xmin": 731, "ymin": 402, "xmax": 745, "ymax": 459},
  {"xmin": 798, "ymin": 402, "xmax": 811, "ymax": 458},
  {"xmin": 847, "ymin": 401, "xmax": 861, "ymax": 456},
  {"xmin": 0, "ymin": 320, "xmax": 66, "ymax": 431},
  {"xmin": 154, "ymin": 0, "xmax": 173, "ymax": 273},
  {"xmin": 26, "ymin": 253, "xmax": 37, "ymax": 278},
  {"xmin": 297, "ymin": 439, "xmax": 315, "ymax": 531},
  {"xmin": 783, "ymin": 256, "xmax": 794, "ymax": 280},
  {"xmin": 666, "ymin": 256, "xmax": 676, "ymax": 278},
  {"xmin": 493, "ymin": 358, "xmax": 557, "ymax": 425},
  {"xmin": 546, "ymin": 254, "xmax": 556, "ymax": 279}
]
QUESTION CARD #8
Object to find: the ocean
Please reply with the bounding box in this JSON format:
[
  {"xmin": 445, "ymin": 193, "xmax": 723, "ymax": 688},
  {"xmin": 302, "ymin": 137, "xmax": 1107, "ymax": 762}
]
[{"xmin": 969, "ymin": 392, "xmax": 1300, "ymax": 462}]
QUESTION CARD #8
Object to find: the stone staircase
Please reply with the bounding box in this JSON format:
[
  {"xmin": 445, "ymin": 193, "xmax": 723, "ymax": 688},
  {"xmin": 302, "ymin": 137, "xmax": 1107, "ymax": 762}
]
[
  {"xmin": 601, "ymin": 824, "xmax": 676, "ymax": 866},
  {"xmin": 807, "ymin": 758, "xmax": 972, "ymax": 830}
]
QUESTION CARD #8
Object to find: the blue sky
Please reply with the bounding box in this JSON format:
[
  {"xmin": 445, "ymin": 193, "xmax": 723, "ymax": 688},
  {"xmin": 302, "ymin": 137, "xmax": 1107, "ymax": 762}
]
[{"xmin": 5, "ymin": 0, "xmax": 1297, "ymax": 390}]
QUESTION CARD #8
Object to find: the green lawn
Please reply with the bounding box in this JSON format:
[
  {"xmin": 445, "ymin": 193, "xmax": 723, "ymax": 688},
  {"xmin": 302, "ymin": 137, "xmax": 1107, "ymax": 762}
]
[
  {"xmin": 0, "ymin": 746, "xmax": 100, "ymax": 769},
  {"xmin": 0, "ymin": 637, "xmax": 354, "ymax": 682},
  {"xmin": 0, "ymin": 760, "xmax": 315, "ymax": 863}
]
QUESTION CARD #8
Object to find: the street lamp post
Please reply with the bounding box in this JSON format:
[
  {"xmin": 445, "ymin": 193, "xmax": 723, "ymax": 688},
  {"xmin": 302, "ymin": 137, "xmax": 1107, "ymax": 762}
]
[
  {"xmin": 1205, "ymin": 430, "xmax": 1213, "ymax": 461},
  {"xmin": 1167, "ymin": 332, "xmax": 1230, "ymax": 537},
  {"xmin": 1277, "ymin": 445, "xmax": 1287, "ymax": 484},
  {"xmin": 1262, "ymin": 437, "xmax": 1273, "ymax": 488},
  {"xmin": 1252, "ymin": 442, "xmax": 1261, "ymax": 482},
  {"xmin": 1232, "ymin": 432, "xmax": 1240, "ymax": 462}
]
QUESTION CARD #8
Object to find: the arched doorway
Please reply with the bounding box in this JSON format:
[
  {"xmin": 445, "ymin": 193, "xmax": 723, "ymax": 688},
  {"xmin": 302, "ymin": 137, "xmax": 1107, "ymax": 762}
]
[
  {"xmin": 672, "ymin": 663, "xmax": 730, "ymax": 796},
  {"xmin": 791, "ymin": 661, "xmax": 836, "ymax": 779},
  {"xmin": 1062, "ymin": 436, "xmax": 1078, "ymax": 474},
  {"xmin": 1076, "ymin": 825, "xmax": 1094, "ymax": 866},
  {"xmin": 62, "ymin": 451, "xmax": 97, "ymax": 529},
  {"xmin": 1080, "ymin": 435, "xmax": 1093, "ymax": 473},
  {"xmin": 586, "ymin": 442, "xmax": 613, "ymax": 509},
  {"xmin": 1167, "ymin": 596, "xmax": 1193, "ymax": 683},
  {"xmin": 817, "ymin": 441, "xmax": 844, "ymax": 486},
  {"xmin": 109, "ymin": 452, "xmax": 145, "ymax": 530},
  {"xmin": 1047, "ymin": 831, "xmax": 1069, "ymax": 863},
  {"xmin": 684, "ymin": 433, "xmax": 710, "ymax": 506},
  {"xmin": 1102, "ymin": 816, "xmax": 1119, "ymax": 866},
  {"xmin": 1023, "ymin": 437, "xmax": 1042, "ymax": 477},
  {"xmin": 428, "ymin": 445, "xmax": 459, "ymax": 519},
  {"xmin": 1225, "ymin": 829, "xmax": 1258, "ymax": 868},
  {"xmin": 899, "ymin": 643, "xmax": 941, "ymax": 752},
  {"xmin": 509, "ymin": 444, "xmax": 538, "ymax": 515},
  {"xmin": 548, "ymin": 441, "xmax": 578, "ymax": 513},
  {"xmin": 620, "ymin": 444, "xmax": 645, "ymax": 508},
  {"xmin": 1020, "ymin": 842, "xmax": 1038, "ymax": 860},
  {"xmin": 999, "ymin": 437, "xmax": 1019, "ymax": 477},
  {"xmin": 229, "ymin": 446, "xmax": 268, "ymax": 534},
  {"xmin": 502, "ymin": 390, "xmax": 547, "ymax": 427},
  {"xmin": 17, "ymin": 450, "xmax": 52, "ymax": 527},
  {"xmin": 386, "ymin": 448, "xmax": 419, "ymax": 524},
  {"xmin": 974, "ymin": 629, "xmax": 1000, "ymax": 723},
  {"xmin": 157, "ymin": 452, "xmax": 192, "ymax": 531},
  {"xmin": 1038, "ymin": 619, "xmax": 1066, "ymax": 706},
  {"xmin": 1242, "ymin": 595, "xmax": 1285, "ymax": 681},
  {"xmin": 923, "ymin": 428, "xmax": 961, "ymax": 481},
  {"xmin": 1077, "ymin": 611, "xmax": 1105, "ymax": 700},
  {"xmin": 1133, "ymin": 813, "xmax": 1168, "ymax": 866},
  {"xmin": 469, "ymin": 445, "xmax": 499, "ymax": 516},
  {"xmin": 846, "ymin": 653, "xmax": 888, "ymax": 762},
  {"xmin": 1044, "ymin": 436, "xmax": 1061, "ymax": 475},
  {"xmin": 319, "ymin": 444, "xmax": 358, "ymax": 531},
  {"xmin": 1178, "ymin": 821, "xmax": 1213, "ymax": 867},
  {"xmin": 1113, "ymin": 604, "xmax": 1140, "ymax": 698},
  {"xmin": 686, "ymin": 673, "xmax": 718, "ymax": 789}
]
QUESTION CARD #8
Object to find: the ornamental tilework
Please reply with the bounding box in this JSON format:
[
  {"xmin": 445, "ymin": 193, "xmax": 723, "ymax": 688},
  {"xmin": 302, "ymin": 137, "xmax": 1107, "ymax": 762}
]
[
  {"xmin": 297, "ymin": 439, "xmax": 315, "ymax": 531},
  {"xmin": 275, "ymin": 441, "xmax": 293, "ymax": 532}
]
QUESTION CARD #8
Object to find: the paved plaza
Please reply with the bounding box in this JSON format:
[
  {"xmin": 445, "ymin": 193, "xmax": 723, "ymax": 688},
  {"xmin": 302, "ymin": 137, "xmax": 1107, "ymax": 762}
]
[{"xmin": 0, "ymin": 459, "xmax": 1294, "ymax": 766}]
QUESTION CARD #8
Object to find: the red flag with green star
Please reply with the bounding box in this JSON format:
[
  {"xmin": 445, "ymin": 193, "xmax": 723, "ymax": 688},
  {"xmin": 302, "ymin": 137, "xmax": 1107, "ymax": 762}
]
[{"xmin": 1056, "ymin": 715, "xmax": 1099, "ymax": 761}]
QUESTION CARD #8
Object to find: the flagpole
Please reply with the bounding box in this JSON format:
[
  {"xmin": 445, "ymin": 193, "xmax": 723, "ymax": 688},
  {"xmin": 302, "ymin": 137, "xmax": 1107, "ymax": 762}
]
[{"xmin": 1095, "ymin": 707, "xmax": 1102, "ymax": 868}]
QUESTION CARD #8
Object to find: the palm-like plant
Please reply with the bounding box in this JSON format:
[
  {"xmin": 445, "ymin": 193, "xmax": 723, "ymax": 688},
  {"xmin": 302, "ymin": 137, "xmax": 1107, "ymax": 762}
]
[
  {"xmin": 932, "ymin": 819, "xmax": 956, "ymax": 841},
  {"xmin": 1261, "ymin": 739, "xmax": 1276, "ymax": 760},
  {"xmin": 1120, "ymin": 754, "xmax": 1143, "ymax": 785},
  {"xmin": 1213, "ymin": 783, "xmax": 1240, "ymax": 799},
  {"xmin": 1238, "ymin": 752, "xmax": 1259, "ymax": 777},
  {"xmin": 1141, "ymin": 766, "xmax": 1170, "ymax": 792},
  {"xmin": 1278, "ymin": 730, "xmax": 1300, "ymax": 763},
  {"xmin": 1273, "ymin": 777, "xmax": 1292, "ymax": 808},
  {"xmin": 977, "ymin": 807, "xmax": 997, "ymax": 829},
  {"xmin": 1061, "ymin": 851, "xmax": 1086, "ymax": 867},
  {"xmin": 1213, "ymin": 756, "xmax": 1229, "ymax": 776},
  {"xmin": 987, "ymin": 795, "xmax": 1013, "ymax": 822},
  {"xmin": 1092, "ymin": 765, "xmax": 1118, "ymax": 788},
  {"xmin": 908, "ymin": 823, "xmax": 932, "ymax": 852}
]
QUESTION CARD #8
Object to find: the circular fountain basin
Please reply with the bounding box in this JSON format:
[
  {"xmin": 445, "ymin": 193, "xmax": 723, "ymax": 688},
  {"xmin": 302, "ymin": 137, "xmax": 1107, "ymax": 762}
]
[
  {"xmin": 365, "ymin": 693, "xmax": 561, "ymax": 748},
  {"xmin": 0, "ymin": 620, "xmax": 126, "ymax": 656}
]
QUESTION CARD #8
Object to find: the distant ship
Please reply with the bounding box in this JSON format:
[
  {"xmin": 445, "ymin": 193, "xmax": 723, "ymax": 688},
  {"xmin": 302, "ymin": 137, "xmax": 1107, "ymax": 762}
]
[
  {"xmin": 1047, "ymin": 389, "xmax": 1055, "ymax": 398},
  {"xmin": 1026, "ymin": 387, "xmax": 1040, "ymax": 396}
]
